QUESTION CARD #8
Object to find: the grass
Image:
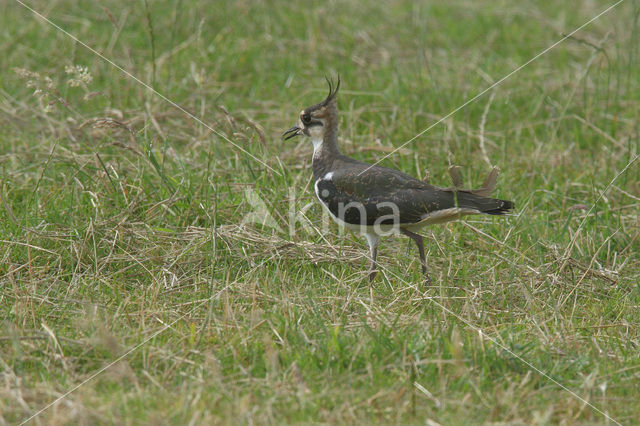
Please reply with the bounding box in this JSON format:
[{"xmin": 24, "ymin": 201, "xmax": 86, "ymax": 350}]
[{"xmin": 1, "ymin": 0, "xmax": 640, "ymax": 423}]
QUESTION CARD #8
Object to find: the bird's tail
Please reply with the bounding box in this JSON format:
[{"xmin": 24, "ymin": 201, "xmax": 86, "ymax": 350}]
[{"xmin": 457, "ymin": 191, "xmax": 514, "ymax": 215}]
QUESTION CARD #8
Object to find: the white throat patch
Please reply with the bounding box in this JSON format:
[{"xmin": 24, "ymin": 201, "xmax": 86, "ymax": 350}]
[
  {"xmin": 307, "ymin": 126, "xmax": 324, "ymax": 157},
  {"xmin": 312, "ymin": 136, "xmax": 323, "ymax": 156}
]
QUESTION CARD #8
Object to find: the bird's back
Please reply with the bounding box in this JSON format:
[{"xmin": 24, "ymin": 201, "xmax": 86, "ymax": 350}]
[{"xmin": 315, "ymin": 155, "xmax": 513, "ymax": 226}]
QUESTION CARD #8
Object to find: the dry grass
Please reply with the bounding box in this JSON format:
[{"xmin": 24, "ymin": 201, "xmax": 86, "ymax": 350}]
[{"xmin": 1, "ymin": 0, "xmax": 640, "ymax": 424}]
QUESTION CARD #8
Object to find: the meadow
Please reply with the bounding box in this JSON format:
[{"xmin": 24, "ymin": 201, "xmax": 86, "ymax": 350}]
[{"xmin": 1, "ymin": 0, "xmax": 639, "ymax": 423}]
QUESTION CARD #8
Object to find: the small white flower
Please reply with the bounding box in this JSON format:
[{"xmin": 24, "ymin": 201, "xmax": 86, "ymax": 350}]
[
  {"xmin": 44, "ymin": 76, "xmax": 55, "ymax": 90},
  {"xmin": 66, "ymin": 64, "xmax": 93, "ymax": 87}
]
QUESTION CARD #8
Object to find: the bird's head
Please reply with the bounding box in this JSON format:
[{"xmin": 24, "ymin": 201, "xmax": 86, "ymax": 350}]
[{"xmin": 283, "ymin": 77, "xmax": 340, "ymax": 143}]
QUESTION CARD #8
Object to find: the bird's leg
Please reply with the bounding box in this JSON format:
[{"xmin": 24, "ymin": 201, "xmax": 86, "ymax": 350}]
[
  {"xmin": 369, "ymin": 245, "xmax": 378, "ymax": 282},
  {"xmin": 400, "ymin": 228, "xmax": 432, "ymax": 284},
  {"xmin": 364, "ymin": 233, "xmax": 379, "ymax": 282}
]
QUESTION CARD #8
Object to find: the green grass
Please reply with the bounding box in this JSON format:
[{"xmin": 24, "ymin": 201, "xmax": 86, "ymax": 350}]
[{"xmin": 1, "ymin": 0, "xmax": 640, "ymax": 423}]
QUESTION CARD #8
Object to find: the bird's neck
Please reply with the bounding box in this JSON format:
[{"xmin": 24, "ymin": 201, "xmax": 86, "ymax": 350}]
[{"xmin": 311, "ymin": 120, "xmax": 341, "ymax": 179}]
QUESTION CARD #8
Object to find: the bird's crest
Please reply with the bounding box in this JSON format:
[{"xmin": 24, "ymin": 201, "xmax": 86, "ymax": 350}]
[{"xmin": 322, "ymin": 75, "xmax": 340, "ymax": 107}]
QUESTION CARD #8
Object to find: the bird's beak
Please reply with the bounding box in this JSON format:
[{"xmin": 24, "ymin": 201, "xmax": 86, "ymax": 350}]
[{"xmin": 283, "ymin": 125, "xmax": 302, "ymax": 140}]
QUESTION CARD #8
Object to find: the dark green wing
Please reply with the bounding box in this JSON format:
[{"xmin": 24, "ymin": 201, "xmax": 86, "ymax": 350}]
[
  {"xmin": 316, "ymin": 162, "xmax": 512, "ymax": 226},
  {"xmin": 317, "ymin": 164, "xmax": 459, "ymax": 225}
]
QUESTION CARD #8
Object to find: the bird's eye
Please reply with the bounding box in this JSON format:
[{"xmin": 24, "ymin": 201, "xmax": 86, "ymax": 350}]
[{"xmin": 302, "ymin": 113, "xmax": 311, "ymax": 124}]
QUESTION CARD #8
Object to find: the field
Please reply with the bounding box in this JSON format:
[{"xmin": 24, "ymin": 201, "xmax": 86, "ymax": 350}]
[{"xmin": 1, "ymin": 0, "xmax": 640, "ymax": 424}]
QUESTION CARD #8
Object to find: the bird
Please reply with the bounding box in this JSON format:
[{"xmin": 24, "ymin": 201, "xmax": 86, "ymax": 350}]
[{"xmin": 283, "ymin": 78, "xmax": 513, "ymax": 282}]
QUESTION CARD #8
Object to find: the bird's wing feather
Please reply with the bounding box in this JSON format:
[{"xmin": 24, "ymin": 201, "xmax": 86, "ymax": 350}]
[{"xmin": 319, "ymin": 163, "xmax": 460, "ymax": 225}]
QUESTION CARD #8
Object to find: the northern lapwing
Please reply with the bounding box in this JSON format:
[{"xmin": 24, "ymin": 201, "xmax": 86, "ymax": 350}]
[{"xmin": 284, "ymin": 78, "xmax": 513, "ymax": 282}]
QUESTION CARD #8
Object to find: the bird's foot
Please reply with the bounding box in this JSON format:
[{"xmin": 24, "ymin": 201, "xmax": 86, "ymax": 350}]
[
  {"xmin": 420, "ymin": 265, "xmax": 432, "ymax": 286},
  {"xmin": 368, "ymin": 269, "xmax": 378, "ymax": 282},
  {"xmin": 424, "ymin": 274, "xmax": 433, "ymax": 286}
]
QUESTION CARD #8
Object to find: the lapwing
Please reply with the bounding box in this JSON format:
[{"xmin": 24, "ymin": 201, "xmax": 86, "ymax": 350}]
[{"xmin": 283, "ymin": 78, "xmax": 513, "ymax": 282}]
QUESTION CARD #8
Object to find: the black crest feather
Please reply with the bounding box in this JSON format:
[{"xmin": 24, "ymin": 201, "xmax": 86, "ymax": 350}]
[{"xmin": 323, "ymin": 75, "xmax": 340, "ymax": 105}]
